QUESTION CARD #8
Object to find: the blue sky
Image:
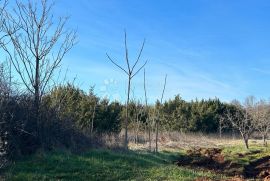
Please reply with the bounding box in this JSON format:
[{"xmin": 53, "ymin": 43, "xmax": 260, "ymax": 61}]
[
  {"xmin": 54, "ymin": 0, "xmax": 270, "ymax": 103},
  {"xmin": 4, "ymin": 0, "xmax": 270, "ymax": 103}
]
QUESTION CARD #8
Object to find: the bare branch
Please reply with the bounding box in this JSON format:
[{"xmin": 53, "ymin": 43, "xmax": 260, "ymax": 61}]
[
  {"xmin": 161, "ymin": 74, "xmax": 167, "ymax": 104},
  {"xmin": 131, "ymin": 39, "xmax": 145, "ymax": 73},
  {"xmin": 124, "ymin": 31, "xmax": 131, "ymax": 73},
  {"xmin": 106, "ymin": 53, "xmax": 128, "ymax": 75},
  {"xmin": 131, "ymin": 60, "xmax": 147, "ymax": 79},
  {"xmin": 143, "ymin": 69, "xmax": 148, "ymax": 107}
]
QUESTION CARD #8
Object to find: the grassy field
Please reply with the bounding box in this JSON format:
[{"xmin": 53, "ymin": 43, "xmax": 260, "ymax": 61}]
[
  {"xmin": 1, "ymin": 149, "xmax": 223, "ymax": 181},
  {"xmin": 1, "ymin": 136, "xmax": 269, "ymax": 181}
]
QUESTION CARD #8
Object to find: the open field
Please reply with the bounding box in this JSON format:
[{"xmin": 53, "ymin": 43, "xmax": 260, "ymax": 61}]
[{"xmin": 1, "ymin": 134, "xmax": 269, "ymax": 181}]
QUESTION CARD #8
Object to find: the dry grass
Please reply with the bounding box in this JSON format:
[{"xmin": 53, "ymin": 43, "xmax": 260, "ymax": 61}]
[
  {"xmin": 126, "ymin": 131, "xmax": 268, "ymax": 151},
  {"xmin": 92, "ymin": 129, "xmax": 268, "ymax": 152}
]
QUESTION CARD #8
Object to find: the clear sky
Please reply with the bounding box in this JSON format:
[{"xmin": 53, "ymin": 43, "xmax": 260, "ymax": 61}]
[{"xmin": 4, "ymin": 0, "xmax": 270, "ymax": 103}]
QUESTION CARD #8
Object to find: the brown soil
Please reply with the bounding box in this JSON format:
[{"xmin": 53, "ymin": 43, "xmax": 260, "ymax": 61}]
[
  {"xmin": 175, "ymin": 148, "xmax": 270, "ymax": 180},
  {"xmin": 244, "ymin": 156, "xmax": 270, "ymax": 179},
  {"xmin": 176, "ymin": 148, "xmax": 242, "ymax": 176}
]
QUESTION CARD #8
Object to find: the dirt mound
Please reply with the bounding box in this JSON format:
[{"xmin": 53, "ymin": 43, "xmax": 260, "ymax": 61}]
[
  {"xmin": 177, "ymin": 148, "xmax": 233, "ymax": 170},
  {"xmin": 176, "ymin": 148, "xmax": 242, "ymax": 177},
  {"xmin": 176, "ymin": 147, "xmax": 270, "ymax": 180},
  {"xmin": 244, "ymin": 156, "xmax": 270, "ymax": 180},
  {"xmin": 185, "ymin": 148, "xmax": 225, "ymax": 167}
]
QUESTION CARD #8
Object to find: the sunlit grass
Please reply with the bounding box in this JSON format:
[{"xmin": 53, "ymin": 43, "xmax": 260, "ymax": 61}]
[
  {"xmin": 2, "ymin": 140, "xmax": 269, "ymax": 180},
  {"xmin": 2, "ymin": 149, "xmax": 222, "ymax": 181},
  {"xmin": 222, "ymin": 142, "xmax": 270, "ymax": 165}
]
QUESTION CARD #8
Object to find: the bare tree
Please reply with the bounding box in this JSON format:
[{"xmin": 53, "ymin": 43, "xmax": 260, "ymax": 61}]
[
  {"xmin": 225, "ymin": 98, "xmax": 256, "ymax": 149},
  {"xmin": 253, "ymin": 100, "xmax": 270, "ymax": 146},
  {"xmin": 218, "ymin": 115, "xmax": 228, "ymax": 138},
  {"xmin": 1, "ymin": 0, "xmax": 76, "ymax": 136},
  {"xmin": 106, "ymin": 32, "xmax": 147, "ymax": 149},
  {"xmin": 155, "ymin": 74, "xmax": 167, "ymax": 153}
]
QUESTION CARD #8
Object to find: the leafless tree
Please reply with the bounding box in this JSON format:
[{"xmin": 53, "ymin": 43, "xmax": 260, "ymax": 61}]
[
  {"xmin": 143, "ymin": 69, "xmax": 152, "ymax": 151},
  {"xmin": 106, "ymin": 32, "xmax": 147, "ymax": 149},
  {"xmin": 155, "ymin": 74, "xmax": 167, "ymax": 153},
  {"xmin": 253, "ymin": 100, "xmax": 270, "ymax": 146},
  {"xmin": 1, "ymin": 0, "xmax": 76, "ymax": 136},
  {"xmin": 218, "ymin": 115, "xmax": 228, "ymax": 138},
  {"xmin": 225, "ymin": 97, "xmax": 256, "ymax": 149},
  {"xmin": 87, "ymin": 86, "xmax": 97, "ymax": 137}
]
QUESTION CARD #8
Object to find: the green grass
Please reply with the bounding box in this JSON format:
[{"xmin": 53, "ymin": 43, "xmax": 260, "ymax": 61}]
[
  {"xmin": 222, "ymin": 143, "xmax": 270, "ymax": 165},
  {"xmin": 1, "ymin": 149, "xmax": 221, "ymax": 181},
  {"xmin": 3, "ymin": 142, "xmax": 269, "ymax": 181}
]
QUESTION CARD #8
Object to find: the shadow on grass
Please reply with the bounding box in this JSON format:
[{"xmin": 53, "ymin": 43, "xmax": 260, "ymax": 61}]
[{"xmin": 2, "ymin": 149, "xmax": 187, "ymax": 181}]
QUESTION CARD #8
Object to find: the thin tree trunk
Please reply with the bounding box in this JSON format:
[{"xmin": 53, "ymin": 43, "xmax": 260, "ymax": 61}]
[
  {"xmin": 232, "ymin": 129, "xmax": 235, "ymax": 140},
  {"xmin": 124, "ymin": 77, "xmax": 131, "ymax": 150},
  {"xmin": 143, "ymin": 69, "xmax": 151, "ymax": 151},
  {"xmin": 263, "ymin": 134, "xmax": 267, "ymax": 147},
  {"xmin": 155, "ymin": 74, "xmax": 167, "ymax": 153},
  {"xmin": 148, "ymin": 118, "xmax": 151, "ymax": 151},
  {"xmin": 219, "ymin": 125, "xmax": 222, "ymax": 139},
  {"xmin": 240, "ymin": 132, "xmax": 249, "ymax": 149},
  {"xmin": 8, "ymin": 60, "xmax": 11, "ymax": 98},
  {"xmin": 155, "ymin": 120, "xmax": 159, "ymax": 153},
  {"xmin": 90, "ymin": 102, "xmax": 97, "ymax": 137},
  {"xmin": 135, "ymin": 113, "xmax": 140, "ymax": 145},
  {"xmin": 34, "ymin": 56, "xmax": 40, "ymax": 139},
  {"xmin": 243, "ymin": 136, "xmax": 249, "ymax": 149}
]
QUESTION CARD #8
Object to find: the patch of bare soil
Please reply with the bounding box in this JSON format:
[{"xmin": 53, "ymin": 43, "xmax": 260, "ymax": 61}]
[
  {"xmin": 175, "ymin": 148, "xmax": 270, "ymax": 180},
  {"xmin": 244, "ymin": 156, "xmax": 270, "ymax": 180},
  {"xmin": 176, "ymin": 148, "xmax": 243, "ymax": 177}
]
